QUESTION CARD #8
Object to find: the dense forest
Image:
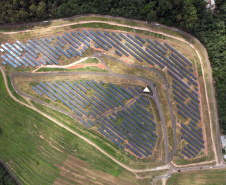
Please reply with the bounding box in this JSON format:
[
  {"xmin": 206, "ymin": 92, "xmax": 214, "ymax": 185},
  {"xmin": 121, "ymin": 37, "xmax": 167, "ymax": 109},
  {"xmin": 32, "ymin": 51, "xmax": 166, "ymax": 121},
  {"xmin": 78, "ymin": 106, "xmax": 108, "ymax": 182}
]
[
  {"xmin": 0, "ymin": 0, "xmax": 225, "ymax": 131},
  {"xmin": 0, "ymin": 164, "xmax": 16, "ymax": 185}
]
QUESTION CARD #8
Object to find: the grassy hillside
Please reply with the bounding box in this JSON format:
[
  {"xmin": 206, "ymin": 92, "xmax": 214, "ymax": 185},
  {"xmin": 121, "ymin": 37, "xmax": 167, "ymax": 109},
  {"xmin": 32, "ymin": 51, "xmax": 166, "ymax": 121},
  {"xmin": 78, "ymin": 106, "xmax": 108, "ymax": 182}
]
[{"xmin": 0, "ymin": 70, "xmax": 142, "ymax": 185}]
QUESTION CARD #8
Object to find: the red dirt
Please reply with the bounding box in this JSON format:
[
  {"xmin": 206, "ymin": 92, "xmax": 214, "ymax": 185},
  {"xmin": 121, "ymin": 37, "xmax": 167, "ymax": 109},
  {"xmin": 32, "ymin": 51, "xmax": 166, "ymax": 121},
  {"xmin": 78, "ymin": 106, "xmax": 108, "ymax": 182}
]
[{"xmin": 67, "ymin": 63, "xmax": 106, "ymax": 69}]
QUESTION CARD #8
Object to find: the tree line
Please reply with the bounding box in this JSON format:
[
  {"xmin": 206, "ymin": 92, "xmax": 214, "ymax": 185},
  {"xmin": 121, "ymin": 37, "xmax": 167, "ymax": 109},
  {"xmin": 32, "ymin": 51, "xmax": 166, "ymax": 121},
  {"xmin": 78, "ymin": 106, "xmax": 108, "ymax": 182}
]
[{"xmin": 0, "ymin": 0, "xmax": 225, "ymax": 132}]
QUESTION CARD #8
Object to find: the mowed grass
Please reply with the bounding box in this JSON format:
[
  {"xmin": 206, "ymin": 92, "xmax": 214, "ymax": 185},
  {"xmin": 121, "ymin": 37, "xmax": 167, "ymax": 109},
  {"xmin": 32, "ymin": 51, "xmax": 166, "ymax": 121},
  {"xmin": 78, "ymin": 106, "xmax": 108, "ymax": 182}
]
[
  {"xmin": 0, "ymin": 71, "xmax": 138, "ymax": 185},
  {"xmin": 36, "ymin": 66, "xmax": 108, "ymax": 72},
  {"xmin": 166, "ymin": 169, "xmax": 226, "ymax": 185}
]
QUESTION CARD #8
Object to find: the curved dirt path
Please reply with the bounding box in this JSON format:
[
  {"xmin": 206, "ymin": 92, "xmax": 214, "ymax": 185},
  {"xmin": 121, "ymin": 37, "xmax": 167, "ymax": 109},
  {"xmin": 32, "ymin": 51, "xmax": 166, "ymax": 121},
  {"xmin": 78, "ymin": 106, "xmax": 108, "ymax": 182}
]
[
  {"xmin": 1, "ymin": 66, "xmax": 169, "ymax": 174},
  {"xmin": 0, "ymin": 17, "xmax": 220, "ymax": 164}
]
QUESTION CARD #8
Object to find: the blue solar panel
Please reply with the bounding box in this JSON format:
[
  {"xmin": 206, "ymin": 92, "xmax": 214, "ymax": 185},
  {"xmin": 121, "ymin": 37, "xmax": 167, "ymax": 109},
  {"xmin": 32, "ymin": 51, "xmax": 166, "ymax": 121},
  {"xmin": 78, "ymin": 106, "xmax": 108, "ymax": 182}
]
[
  {"xmin": 45, "ymin": 37, "xmax": 52, "ymax": 43},
  {"xmin": 98, "ymin": 129, "xmax": 125, "ymax": 150},
  {"xmin": 51, "ymin": 36, "xmax": 55, "ymax": 40},
  {"xmin": 60, "ymin": 81, "xmax": 89, "ymax": 106},
  {"xmin": 25, "ymin": 53, "xmax": 41, "ymax": 66},
  {"xmin": 65, "ymin": 32, "xmax": 81, "ymax": 46},
  {"xmin": 107, "ymin": 87, "xmax": 125, "ymax": 101},
  {"xmin": 125, "ymin": 144, "xmax": 142, "ymax": 157},
  {"xmin": 147, "ymin": 39, "xmax": 166, "ymax": 54},
  {"xmin": 28, "ymin": 40, "xmax": 58, "ymax": 64},
  {"xmin": 173, "ymin": 80, "xmax": 200, "ymax": 103},
  {"xmin": 5, "ymin": 53, "xmax": 22, "ymax": 67},
  {"xmin": 77, "ymin": 31, "xmax": 90, "ymax": 42},
  {"xmin": 130, "ymin": 105, "xmax": 154, "ymax": 123},
  {"xmin": 66, "ymin": 49, "xmax": 77, "ymax": 57},
  {"xmin": 40, "ymin": 82, "xmax": 84, "ymax": 116},
  {"xmin": 57, "ymin": 41, "xmax": 64, "ymax": 48},
  {"xmin": 164, "ymin": 42, "xmax": 193, "ymax": 66},
  {"xmin": 126, "ymin": 33, "xmax": 143, "ymax": 47},
  {"xmin": 39, "ymin": 59, "xmax": 46, "ymax": 65},
  {"xmin": 128, "ymin": 87, "xmax": 138, "ymax": 95},
  {"xmin": 57, "ymin": 36, "xmax": 67, "ymax": 45},
  {"xmin": 154, "ymin": 40, "xmax": 168, "ymax": 51},
  {"xmin": 69, "ymin": 46, "xmax": 82, "ymax": 57},
  {"xmin": 135, "ymin": 35, "xmax": 145, "ymax": 44},
  {"xmin": 2, "ymin": 61, "xmax": 7, "ymax": 65},
  {"xmin": 52, "ymin": 82, "xmax": 86, "ymax": 108},
  {"xmin": 62, "ymin": 35, "xmax": 78, "ymax": 48},
  {"xmin": 109, "ymin": 115, "xmax": 116, "ymax": 122},
  {"xmin": 94, "ymin": 44, "xmax": 99, "ymax": 48},
  {"xmin": 120, "ymin": 123, "xmax": 151, "ymax": 153},
  {"xmin": 26, "ymin": 43, "xmax": 39, "ymax": 54},
  {"xmin": 135, "ymin": 87, "xmax": 142, "ymax": 93},
  {"xmin": 115, "ymin": 50, "xmax": 122, "ymax": 56},
  {"xmin": 178, "ymin": 110, "xmax": 188, "ymax": 119},
  {"xmin": 144, "ymin": 48, "xmax": 164, "ymax": 68},
  {"xmin": 89, "ymin": 110, "xmax": 96, "ymax": 117},
  {"xmin": 100, "ymin": 124, "xmax": 124, "ymax": 143},
  {"xmin": 80, "ymin": 120, "xmax": 90, "ymax": 128},
  {"xmin": 190, "ymin": 120, "xmax": 197, "ymax": 127},
  {"xmin": 181, "ymin": 123, "xmax": 204, "ymax": 143},
  {"xmin": 55, "ymin": 45, "xmax": 71, "ymax": 58},
  {"xmin": 91, "ymin": 96, "xmax": 109, "ymax": 110},
  {"xmin": 89, "ymin": 30, "xmax": 112, "ymax": 48},
  {"xmin": 181, "ymin": 129, "xmax": 204, "ymax": 148},
  {"xmin": 188, "ymin": 124, "xmax": 203, "ymax": 137},
  {"xmin": 184, "ymin": 147, "xmax": 196, "ymax": 157},
  {"xmin": 102, "ymin": 117, "xmax": 127, "ymax": 139},
  {"xmin": 96, "ymin": 31, "xmax": 129, "ymax": 57},
  {"xmin": 175, "ymin": 97, "xmax": 201, "ymax": 120},
  {"xmin": 81, "ymin": 50, "xmax": 85, "ymax": 54},
  {"xmin": 36, "ymin": 84, "xmax": 57, "ymax": 102},
  {"xmin": 134, "ymin": 102, "xmax": 154, "ymax": 120},
  {"xmin": 42, "ymin": 56, "xmax": 53, "ymax": 65},
  {"xmin": 32, "ymin": 86, "xmax": 43, "ymax": 95},
  {"xmin": 188, "ymin": 103, "xmax": 200, "ymax": 114},
  {"xmin": 112, "ymin": 112, "xmax": 119, "ymax": 119},
  {"xmin": 40, "ymin": 38, "xmax": 61, "ymax": 56},
  {"xmin": 121, "ymin": 87, "xmax": 134, "ymax": 98},
  {"xmin": 187, "ymin": 144, "xmax": 199, "ymax": 155},
  {"xmin": 34, "ymin": 39, "xmax": 59, "ymax": 59},
  {"xmin": 83, "ymin": 30, "xmax": 109, "ymax": 51},
  {"xmin": 87, "ymin": 120, "xmax": 95, "ymax": 126},
  {"xmin": 128, "ymin": 141, "xmax": 148, "ymax": 157},
  {"xmin": 177, "ymin": 104, "xmax": 198, "ymax": 122},
  {"xmin": 80, "ymin": 81, "xmax": 91, "ymax": 91},
  {"xmin": 22, "ymin": 56, "xmax": 36, "ymax": 67},
  {"xmin": 13, "ymin": 43, "xmax": 23, "ymax": 52},
  {"xmin": 104, "ymin": 32, "xmax": 131, "ymax": 57},
  {"xmin": 182, "ymin": 150, "xmax": 191, "ymax": 158},
  {"xmin": 171, "ymin": 53, "xmax": 187, "ymax": 67},
  {"xmin": 94, "ymin": 93, "xmax": 115, "ymax": 109},
  {"xmin": 16, "ymin": 40, "xmax": 37, "ymax": 58},
  {"xmin": 71, "ymin": 32, "xmax": 90, "ymax": 47},
  {"xmin": 168, "ymin": 70, "xmax": 189, "ymax": 89},
  {"xmin": 173, "ymin": 90, "xmax": 185, "ymax": 101},
  {"xmin": 72, "ymin": 81, "xmax": 87, "ymax": 93},
  {"xmin": 111, "ymin": 32, "xmax": 122, "ymax": 41},
  {"xmin": 183, "ymin": 135, "xmax": 201, "ymax": 151},
  {"xmin": 6, "ymin": 43, "xmax": 21, "ymax": 56},
  {"xmin": 109, "ymin": 83, "xmax": 130, "ymax": 100}
]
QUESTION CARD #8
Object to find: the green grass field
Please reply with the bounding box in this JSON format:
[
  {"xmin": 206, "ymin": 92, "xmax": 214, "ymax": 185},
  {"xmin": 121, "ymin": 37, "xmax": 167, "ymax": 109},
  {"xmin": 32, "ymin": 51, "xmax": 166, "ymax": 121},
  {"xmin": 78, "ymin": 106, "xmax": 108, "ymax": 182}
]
[
  {"xmin": 36, "ymin": 66, "xmax": 108, "ymax": 72},
  {"xmin": 0, "ymin": 71, "xmax": 141, "ymax": 184},
  {"xmin": 167, "ymin": 169, "xmax": 226, "ymax": 185}
]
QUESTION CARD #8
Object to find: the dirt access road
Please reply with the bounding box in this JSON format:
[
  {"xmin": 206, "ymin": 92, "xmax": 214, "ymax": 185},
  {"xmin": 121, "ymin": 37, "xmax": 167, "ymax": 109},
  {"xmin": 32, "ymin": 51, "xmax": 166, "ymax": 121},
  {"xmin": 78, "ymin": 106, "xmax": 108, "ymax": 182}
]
[{"xmin": 0, "ymin": 15, "xmax": 220, "ymax": 164}]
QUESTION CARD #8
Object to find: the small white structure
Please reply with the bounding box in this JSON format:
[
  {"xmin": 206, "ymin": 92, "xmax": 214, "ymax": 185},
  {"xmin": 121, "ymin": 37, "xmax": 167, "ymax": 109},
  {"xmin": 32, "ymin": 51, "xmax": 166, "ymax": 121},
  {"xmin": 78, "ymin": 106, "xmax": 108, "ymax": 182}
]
[
  {"xmin": 221, "ymin": 135, "xmax": 226, "ymax": 149},
  {"xmin": 205, "ymin": 0, "xmax": 215, "ymax": 10},
  {"xmin": 224, "ymin": 155, "xmax": 226, "ymax": 159},
  {"xmin": 143, "ymin": 87, "xmax": 150, "ymax": 93}
]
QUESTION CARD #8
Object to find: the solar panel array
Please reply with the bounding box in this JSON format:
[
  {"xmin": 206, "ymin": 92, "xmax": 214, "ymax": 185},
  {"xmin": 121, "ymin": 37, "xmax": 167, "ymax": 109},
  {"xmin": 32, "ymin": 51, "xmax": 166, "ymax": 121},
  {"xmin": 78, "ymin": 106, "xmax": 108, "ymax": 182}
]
[
  {"xmin": 0, "ymin": 31, "xmax": 90, "ymax": 68},
  {"xmin": 31, "ymin": 80, "xmax": 158, "ymax": 158}
]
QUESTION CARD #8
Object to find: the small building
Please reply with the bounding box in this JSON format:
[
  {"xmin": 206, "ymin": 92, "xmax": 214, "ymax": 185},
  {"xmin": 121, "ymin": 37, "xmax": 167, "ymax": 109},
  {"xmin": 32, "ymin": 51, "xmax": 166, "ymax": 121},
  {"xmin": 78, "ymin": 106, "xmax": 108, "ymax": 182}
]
[
  {"xmin": 221, "ymin": 135, "xmax": 226, "ymax": 150},
  {"xmin": 205, "ymin": 0, "xmax": 215, "ymax": 10}
]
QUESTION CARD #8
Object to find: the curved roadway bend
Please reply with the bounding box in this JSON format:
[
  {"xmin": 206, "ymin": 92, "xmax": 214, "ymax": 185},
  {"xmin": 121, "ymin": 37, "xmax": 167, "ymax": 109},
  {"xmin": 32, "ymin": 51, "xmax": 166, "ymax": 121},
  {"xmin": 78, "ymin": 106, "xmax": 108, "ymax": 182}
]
[
  {"xmin": 11, "ymin": 62, "xmax": 172, "ymax": 164},
  {"xmin": 1, "ymin": 66, "xmax": 170, "ymax": 173},
  {"xmin": 101, "ymin": 54, "xmax": 177, "ymax": 160},
  {"xmin": 1, "ymin": 16, "xmax": 219, "ymax": 162}
]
